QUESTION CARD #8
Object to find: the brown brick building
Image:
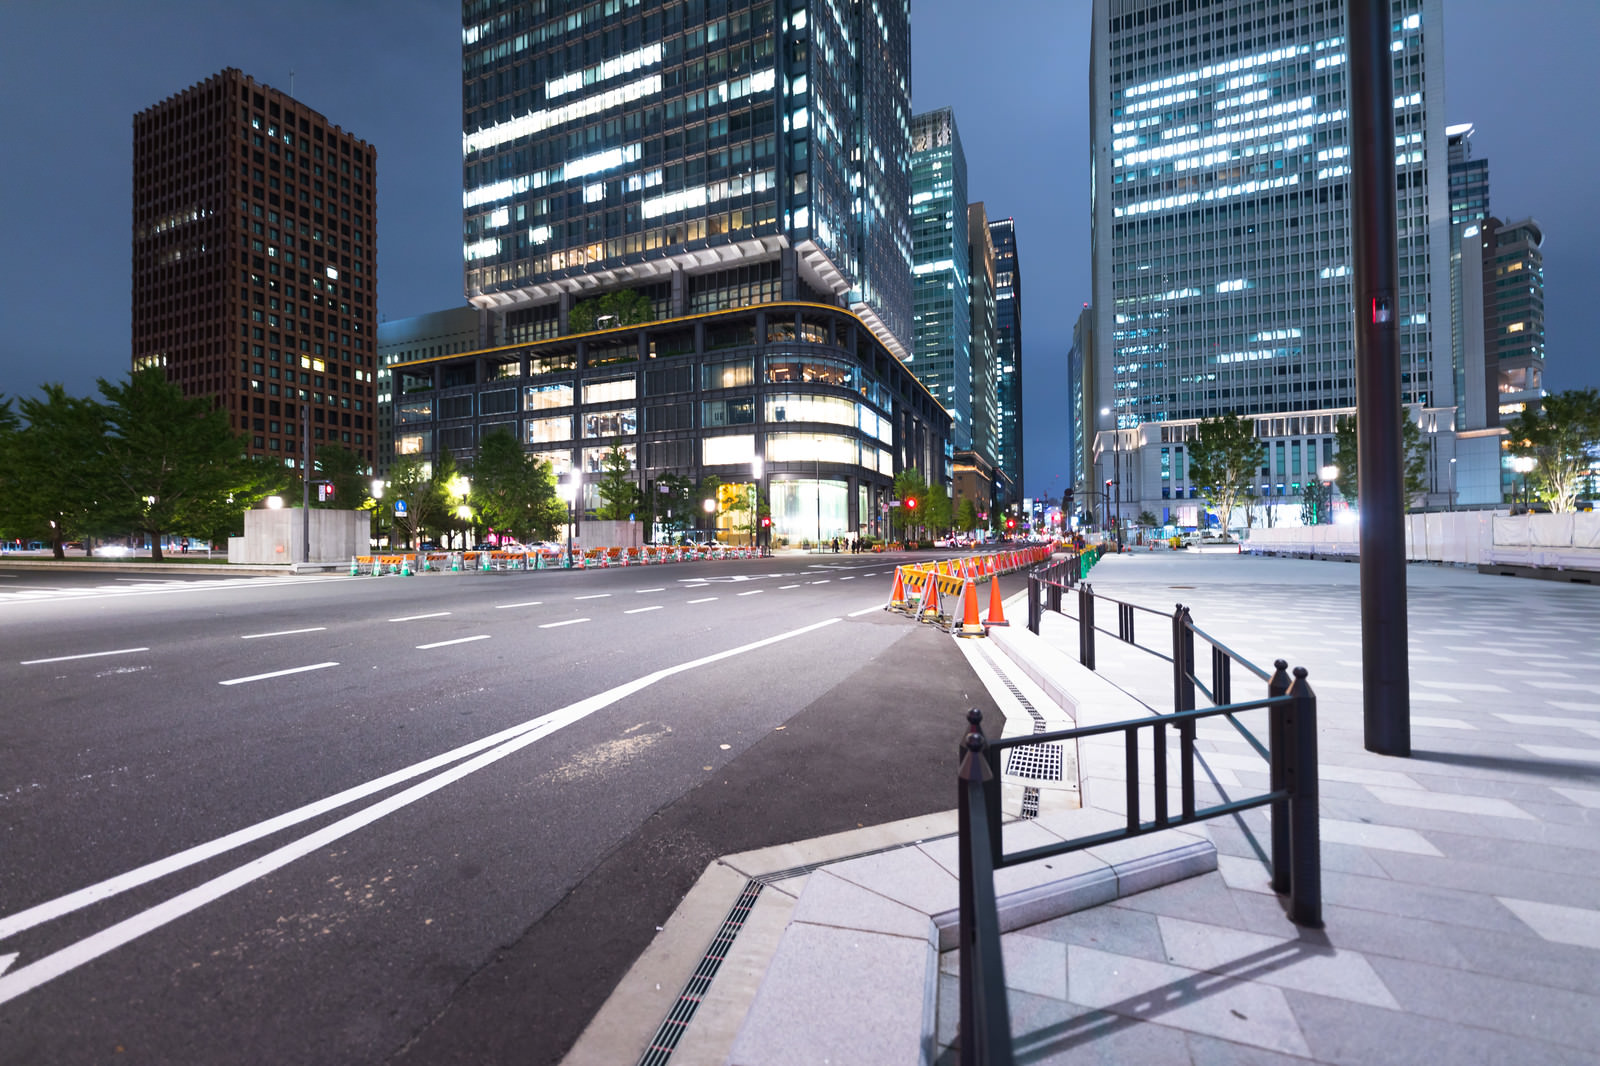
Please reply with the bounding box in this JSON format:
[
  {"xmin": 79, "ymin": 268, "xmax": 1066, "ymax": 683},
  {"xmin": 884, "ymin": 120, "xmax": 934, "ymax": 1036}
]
[{"xmin": 132, "ymin": 68, "xmax": 377, "ymax": 468}]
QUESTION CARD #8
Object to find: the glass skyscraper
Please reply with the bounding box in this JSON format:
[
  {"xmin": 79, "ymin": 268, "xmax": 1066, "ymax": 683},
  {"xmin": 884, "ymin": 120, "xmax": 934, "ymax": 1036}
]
[
  {"xmin": 908, "ymin": 108, "xmax": 970, "ymax": 450},
  {"xmin": 459, "ymin": 0, "xmax": 913, "ymax": 358},
  {"xmin": 1089, "ymin": 0, "xmax": 1449, "ymax": 523},
  {"xmin": 989, "ymin": 217, "xmax": 1023, "ymax": 508}
]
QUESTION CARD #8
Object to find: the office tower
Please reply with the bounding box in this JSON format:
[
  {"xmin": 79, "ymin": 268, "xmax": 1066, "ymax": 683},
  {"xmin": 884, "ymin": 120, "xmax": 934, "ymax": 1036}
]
[
  {"xmin": 1089, "ymin": 0, "xmax": 1449, "ymax": 526},
  {"xmin": 459, "ymin": 0, "xmax": 913, "ymax": 358},
  {"xmin": 1477, "ymin": 217, "xmax": 1545, "ymax": 424},
  {"xmin": 376, "ymin": 307, "xmax": 493, "ymax": 472},
  {"xmin": 132, "ymin": 68, "xmax": 378, "ymax": 467},
  {"xmin": 1447, "ymin": 122, "xmax": 1490, "ymax": 427},
  {"xmin": 967, "ymin": 202, "xmax": 1001, "ymax": 475},
  {"xmin": 908, "ymin": 108, "xmax": 971, "ymax": 449},
  {"xmin": 1069, "ymin": 305, "xmax": 1093, "ymax": 503},
  {"xmin": 989, "ymin": 217, "xmax": 1023, "ymax": 510}
]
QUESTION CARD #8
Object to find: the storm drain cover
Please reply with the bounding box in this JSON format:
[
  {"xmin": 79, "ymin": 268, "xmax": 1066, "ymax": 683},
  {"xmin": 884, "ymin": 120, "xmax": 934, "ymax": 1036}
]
[{"xmin": 1005, "ymin": 742, "xmax": 1064, "ymax": 782}]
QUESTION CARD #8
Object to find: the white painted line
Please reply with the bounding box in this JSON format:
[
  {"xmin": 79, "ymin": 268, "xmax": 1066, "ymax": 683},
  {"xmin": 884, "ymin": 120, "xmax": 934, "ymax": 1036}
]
[
  {"xmin": 840, "ymin": 576, "xmax": 854, "ymax": 580},
  {"xmin": 637, "ymin": 587, "xmax": 665, "ymax": 593},
  {"xmin": 240, "ymin": 627, "xmax": 327, "ymax": 640},
  {"xmin": 574, "ymin": 594, "xmax": 611, "ymax": 600},
  {"xmin": 218, "ymin": 662, "xmax": 339, "ymax": 686},
  {"xmin": 626, "ymin": 606, "xmax": 664, "ymax": 614},
  {"xmin": 21, "ymin": 648, "xmax": 149, "ymax": 666},
  {"xmin": 848, "ymin": 604, "xmax": 884, "ymax": 617},
  {"xmin": 780, "ymin": 584, "xmax": 800, "ymax": 590},
  {"xmin": 494, "ymin": 601, "xmax": 543, "ymax": 609},
  {"xmin": 539, "ymin": 618, "xmax": 590, "ymax": 628},
  {"xmin": 811, "ymin": 580, "xmax": 830, "ymax": 584},
  {"xmin": 389, "ymin": 612, "xmax": 451, "ymax": 622},
  {"xmin": 688, "ymin": 597, "xmax": 717, "ymax": 604},
  {"xmin": 0, "ymin": 614, "xmax": 843, "ymax": 1006},
  {"xmin": 738, "ymin": 590, "xmax": 763, "ymax": 597},
  {"xmin": 417, "ymin": 636, "xmax": 491, "ymax": 650}
]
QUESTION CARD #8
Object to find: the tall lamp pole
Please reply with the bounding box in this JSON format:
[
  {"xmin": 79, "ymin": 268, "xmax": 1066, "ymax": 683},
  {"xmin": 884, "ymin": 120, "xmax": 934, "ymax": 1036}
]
[
  {"xmin": 560, "ymin": 474, "xmax": 578, "ymax": 568},
  {"xmin": 1101, "ymin": 407, "xmax": 1123, "ymax": 549},
  {"xmin": 1510, "ymin": 455, "xmax": 1535, "ymax": 514},
  {"xmin": 814, "ymin": 435, "xmax": 823, "ymax": 551},
  {"xmin": 751, "ymin": 455, "xmax": 764, "ymax": 554},
  {"xmin": 1319, "ymin": 464, "xmax": 1340, "ymax": 524}
]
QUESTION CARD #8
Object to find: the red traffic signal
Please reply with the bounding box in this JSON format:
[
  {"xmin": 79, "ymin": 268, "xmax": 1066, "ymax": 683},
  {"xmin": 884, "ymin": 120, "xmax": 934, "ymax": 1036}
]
[
  {"xmin": 1105, "ymin": 479, "xmax": 1113, "ymax": 488},
  {"xmin": 760, "ymin": 515, "xmax": 771, "ymax": 527},
  {"xmin": 1006, "ymin": 518, "xmax": 1016, "ymax": 529},
  {"xmin": 905, "ymin": 498, "xmax": 917, "ymax": 510}
]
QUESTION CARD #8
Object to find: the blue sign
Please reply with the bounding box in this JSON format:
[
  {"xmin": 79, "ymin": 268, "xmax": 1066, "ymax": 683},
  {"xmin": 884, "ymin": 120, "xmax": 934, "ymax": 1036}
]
[{"xmin": 393, "ymin": 500, "xmax": 408, "ymax": 515}]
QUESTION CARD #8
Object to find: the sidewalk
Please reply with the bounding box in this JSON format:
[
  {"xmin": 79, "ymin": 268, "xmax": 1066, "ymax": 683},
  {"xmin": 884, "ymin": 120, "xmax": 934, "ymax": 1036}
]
[{"xmin": 565, "ymin": 552, "xmax": 1600, "ymax": 1065}]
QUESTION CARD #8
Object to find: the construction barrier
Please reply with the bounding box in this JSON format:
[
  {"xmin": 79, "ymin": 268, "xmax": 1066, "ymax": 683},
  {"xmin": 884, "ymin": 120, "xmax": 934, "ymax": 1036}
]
[{"xmin": 882, "ymin": 541, "xmax": 1060, "ymax": 636}]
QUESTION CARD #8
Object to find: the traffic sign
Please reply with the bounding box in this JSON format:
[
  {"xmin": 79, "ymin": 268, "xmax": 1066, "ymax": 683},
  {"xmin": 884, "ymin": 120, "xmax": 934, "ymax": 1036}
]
[{"xmin": 394, "ymin": 500, "xmax": 408, "ymax": 515}]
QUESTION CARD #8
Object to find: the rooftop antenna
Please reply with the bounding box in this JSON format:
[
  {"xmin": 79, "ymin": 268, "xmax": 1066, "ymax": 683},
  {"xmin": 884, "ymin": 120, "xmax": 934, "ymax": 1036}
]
[{"xmin": 289, "ymin": 67, "xmax": 296, "ymax": 97}]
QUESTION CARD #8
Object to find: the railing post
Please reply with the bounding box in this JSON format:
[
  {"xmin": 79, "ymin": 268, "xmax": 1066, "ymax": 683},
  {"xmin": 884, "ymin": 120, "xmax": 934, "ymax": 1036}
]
[
  {"xmin": 1286, "ymin": 667, "xmax": 1323, "ymax": 928},
  {"xmin": 1026, "ymin": 573, "xmax": 1040, "ymax": 635},
  {"xmin": 1047, "ymin": 577, "xmax": 1061, "ymax": 613},
  {"xmin": 957, "ymin": 709, "xmax": 1015, "ymax": 1066},
  {"xmin": 1079, "ymin": 583, "xmax": 1096, "ymax": 671},
  {"xmin": 1212, "ymin": 645, "xmax": 1231, "ymax": 706},
  {"xmin": 1171, "ymin": 605, "xmax": 1195, "ymax": 712},
  {"xmin": 1267, "ymin": 660, "xmax": 1292, "ymax": 895}
]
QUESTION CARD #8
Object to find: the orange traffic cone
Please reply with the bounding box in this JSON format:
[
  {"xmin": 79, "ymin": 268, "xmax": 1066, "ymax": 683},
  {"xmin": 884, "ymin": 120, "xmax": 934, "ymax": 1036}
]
[
  {"xmin": 985, "ymin": 575, "xmax": 1010, "ymax": 627},
  {"xmin": 918, "ymin": 570, "xmax": 945, "ymax": 625},
  {"xmin": 955, "ymin": 578, "xmax": 985, "ymax": 637},
  {"xmin": 886, "ymin": 567, "xmax": 909, "ymax": 612}
]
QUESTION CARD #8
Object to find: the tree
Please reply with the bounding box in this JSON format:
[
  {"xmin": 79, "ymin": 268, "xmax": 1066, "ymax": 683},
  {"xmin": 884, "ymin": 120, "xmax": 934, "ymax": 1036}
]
[
  {"xmin": 469, "ymin": 428, "xmax": 565, "ymax": 543},
  {"xmin": 7, "ymin": 386, "xmax": 114, "ymax": 557},
  {"xmin": 188, "ymin": 456, "xmax": 292, "ymax": 547},
  {"xmin": 955, "ymin": 498, "xmax": 979, "ymax": 534},
  {"xmin": 1137, "ymin": 509, "xmax": 1159, "ymax": 529},
  {"xmin": 386, "ymin": 454, "xmax": 445, "ymax": 548},
  {"xmin": 568, "ymin": 289, "xmax": 654, "ymax": 333},
  {"xmin": 99, "ymin": 369, "xmax": 260, "ymax": 561},
  {"xmin": 1186, "ymin": 412, "xmax": 1260, "ymax": 539},
  {"xmin": 653, "ymin": 473, "xmax": 697, "ymax": 538},
  {"xmin": 1505, "ymin": 388, "xmax": 1600, "ymax": 513},
  {"xmin": 1332, "ymin": 413, "xmax": 1432, "ymax": 509},
  {"xmin": 310, "ymin": 444, "xmax": 373, "ymax": 510},
  {"xmin": 594, "ymin": 441, "xmax": 641, "ymax": 520},
  {"xmin": 696, "ymin": 474, "xmax": 724, "ymax": 538},
  {"xmin": 893, "ymin": 468, "xmax": 929, "ymax": 540},
  {"xmin": 923, "ymin": 483, "xmax": 952, "ymax": 536}
]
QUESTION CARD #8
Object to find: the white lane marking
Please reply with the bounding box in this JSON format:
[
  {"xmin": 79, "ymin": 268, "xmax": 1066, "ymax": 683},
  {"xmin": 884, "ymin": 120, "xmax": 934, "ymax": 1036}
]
[
  {"xmin": 21, "ymin": 648, "xmax": 149, "ymax": 666},
  {"xmin": 840, "ymin": 576, "xmax": 854, "ymax": 580},
  {"xmin": 240, "ymin": 627, "xmax": 327, "ymax": 640},
  {"xmin": 737, "ymin": 590, "xmax": 763, "ymax": 597},
  {"xmin": 688, "ymin": 597, "xmax": 717, "ymax": 604},
  {"xmin": 811, "ymin": 580, "xmax": 830, "ymax": 584},
  {"xmin": 218, "ymin": 662, "xmax": 339, "ymax": 686},
  {"xmin": 0, "ymin": 615, "xmax": 842, "ymax": 1006},
  {"xmin": 0, "ymin": 577, "xmax": 325, "ymax": 608},
  {"xmin": 636, "ymin": 588, "xmax": 665, "ymax": 593},
  {"xmin": 0, "ymin": 954, "xmax": 14, "ymax": 977},
  {"xmin": 494, "ymin": 601, "xmax": 543, "ymax": 609},
  {"xmin": 389, "ymin": 612, "xmax": 451, "ymax": 622},
  {"xmin": 539, "ymin": 618, "xmax": 589, "ymax": 628},
  {"xmin": 847, "ymin": 604, "xmax": 884, "ymax": 617},
  {"xmin": 417, "ymin": 636, "xmax": 491, "ymax": 650},
  {"xmin": 574, "ymin": 594, "xmax": 611, "ymax": 600},
  {"xmin": 625, "ymin": 606, "xmax": 664, "ymax": 614},
  {"xmin": 780, "ymin": 585, "xmax": 801, "ymax": 590}
]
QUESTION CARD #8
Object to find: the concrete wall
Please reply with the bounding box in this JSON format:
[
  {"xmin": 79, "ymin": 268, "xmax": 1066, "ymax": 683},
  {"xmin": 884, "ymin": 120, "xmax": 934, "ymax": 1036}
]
[
  {"xmin": 228, "ymin": 508, "xmax": 372, "ymax": 564},
  {"xmin": 577, "ymin": 519, "xmax": 643, "ymax": 548},
  {"xmin": 1243, "ymin": 510, "xmax": 1600, "ymax": 571}
]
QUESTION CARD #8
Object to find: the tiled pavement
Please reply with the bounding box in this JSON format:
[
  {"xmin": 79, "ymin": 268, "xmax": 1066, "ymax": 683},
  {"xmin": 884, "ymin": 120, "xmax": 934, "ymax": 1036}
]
[{"xmin": 935, "ymin": 552, "xmax": 1600, "ymax": 1064}]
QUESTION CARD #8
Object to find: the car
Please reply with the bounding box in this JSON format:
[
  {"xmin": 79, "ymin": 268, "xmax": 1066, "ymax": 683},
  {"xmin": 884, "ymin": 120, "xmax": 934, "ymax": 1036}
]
[{"xmin": 98, "ymin": 545, "xmax": 134, "ymax": 558}]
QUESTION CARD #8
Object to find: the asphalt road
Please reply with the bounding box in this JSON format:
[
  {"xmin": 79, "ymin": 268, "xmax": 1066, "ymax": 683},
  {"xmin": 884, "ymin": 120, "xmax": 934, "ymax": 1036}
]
[{"xmin": 0, "ymin": 553, "xmax": 1012, "ymax": 1065}]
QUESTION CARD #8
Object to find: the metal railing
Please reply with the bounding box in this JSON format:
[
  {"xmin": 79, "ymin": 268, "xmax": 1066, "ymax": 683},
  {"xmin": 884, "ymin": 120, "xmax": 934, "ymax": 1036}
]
[{"xmin": 960, "ymin": 559, "xmax": 1321, "ymax": 1064}]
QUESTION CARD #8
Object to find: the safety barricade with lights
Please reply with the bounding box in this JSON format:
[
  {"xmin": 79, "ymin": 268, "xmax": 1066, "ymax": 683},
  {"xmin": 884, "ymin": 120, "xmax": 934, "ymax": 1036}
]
[{"xmin": 882, "ymin": 542, "xmax": 1060, "ymax": 636}]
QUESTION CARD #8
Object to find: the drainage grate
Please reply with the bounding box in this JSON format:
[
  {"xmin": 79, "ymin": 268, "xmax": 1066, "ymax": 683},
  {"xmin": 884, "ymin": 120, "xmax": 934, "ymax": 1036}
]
[
  {"xmin": 637, "ymin": 880, "xmax": 763, "ymax": 1066},
  {"xmin": 988, "ymin": 655, "xmax": 1048, "ymax": 816},
  {"xmin": 1005, "ymin": 742, "xmax": 1064, "ymax": 782}
]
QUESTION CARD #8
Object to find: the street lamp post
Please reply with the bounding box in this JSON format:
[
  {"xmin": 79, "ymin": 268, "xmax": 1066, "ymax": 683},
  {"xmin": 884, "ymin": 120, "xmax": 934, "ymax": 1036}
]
[
  {"xmin": 1101, "ymin": 407, "xmax": 1123, "ymax": 549},
  {"xmin": 559, "ymin": 474, "xmax": 578, "ymax": 567},
  {"xmin": 1510, "ymin": 455, "xmax": 1536, "ymax": 514},
  {"xmin": 1319, "ymin": 464, "xmax": 1340, "ymax": 524},
  {"xmin": 751, "ymin": 456, "xmax": 764, "ymax": 554},
  {"xmin": 814, "ymin": 436, "xmax": 823, "ymax": 551},
  {"xmin": 703, "ymin": 496, "xmax": 716, "ymax": 545},
  {"xmin": 1448, "ymin": 457, "xmax": 1457, "ymax": 512}
]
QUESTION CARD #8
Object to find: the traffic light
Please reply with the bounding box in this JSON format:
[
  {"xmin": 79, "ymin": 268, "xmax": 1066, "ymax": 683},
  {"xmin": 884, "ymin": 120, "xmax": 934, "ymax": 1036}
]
[
  {"xmin": 905, "ymin": 497, "xmax": 917, "ymax": 511},
  {"xmin": 761, "ymin": 515, "xmax": 771, "ymax": 527},
  {"xmin": 1006, "ymin": 517, "xmax": 1016, "ymax": 530},
  {"xmin": 1105, "ymin": 479, "xmax": 1113, "ymax": 489}
]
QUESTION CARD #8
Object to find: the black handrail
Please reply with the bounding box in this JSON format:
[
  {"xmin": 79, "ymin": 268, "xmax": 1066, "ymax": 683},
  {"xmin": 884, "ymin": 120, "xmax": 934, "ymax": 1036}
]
[{"xmin": 957, "ymin": 654, "xmax": 1321, "ymax": 1062}]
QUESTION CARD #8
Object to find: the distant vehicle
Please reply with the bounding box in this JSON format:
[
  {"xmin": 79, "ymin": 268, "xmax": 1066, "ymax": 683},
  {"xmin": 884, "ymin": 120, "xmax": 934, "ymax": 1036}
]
[
  {"xmin": 98, "ymin": 545, "xmax": 134, "ymax": 558},
  {"xmin": 418, "ymin": 541, "xmax": 441, "ymax": 551}
]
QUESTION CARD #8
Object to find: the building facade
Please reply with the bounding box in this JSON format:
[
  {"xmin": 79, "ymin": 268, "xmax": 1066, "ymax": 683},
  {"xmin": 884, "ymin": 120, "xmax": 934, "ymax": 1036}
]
[
  {"xmin": 388, "ymin": 302, "xmax": 949, "ymax": 544},
  {"xmin": 967, "ymin": 202, "xmax": 1001, "ymax": 482},
  {"xmin": 908, "ymin": 108, "xmax": 971, "ymax": 450},
  {"xmin": 1447, "ymin": 122, "xmax": 1490, "ymax": 428},
  {"xmin": 989, "ymin": 216, "xmax": 1024, "ymax": 510},
  {"xmin": 459, "ymin": 0, "xmax": 913, "ymax": 359},
  {"xmin": 376, "ymin": 307, "xmax": 494, "ymax": 473},
  {"xmin": 1088, "ymin": 0, "xmax": 1451, "ymax": 529},
  {"xmin": 132, "ymin": 68, "xmax": 378, "ymax": 468}
]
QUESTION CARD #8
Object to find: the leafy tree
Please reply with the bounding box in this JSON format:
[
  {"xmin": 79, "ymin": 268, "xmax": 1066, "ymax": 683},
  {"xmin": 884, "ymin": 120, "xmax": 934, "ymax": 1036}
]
[
  {"xmin": 1505, "ymin": 388, "xmax": 1600, "ymax": 513},
  {"xmin": 7, "ymin": 387, "xmax": 114, "ymax": 556},
  {"xmin": 695, "ymin": 474, "xmax": 724, "ymax": 538},
  {"xmin": 955, "ymin": 498, "xmax": 979, "ymax": 534},
  {"xmin": 1137, "ymin": 509, "xmax": 1159, "ymax": 529},
  {"xmin": 310, "ymin": 444, "xmax": 374, "ymax": 510},
  {"xmin": 893, "ymin": 468, "xmax": 929, "ymax": 539},
  {"xmin": 99, "ymin": 369, "xmax": 260, "ymax": 561},
  {"xmin": 1332, "ymin": 413, "xmax": 1431, "ymax": 509},
  {"xmin": 1186, "ymin": 412, "xmax": 1260, "ymax": 539},
  {"xmin": 568, "ymin": 289, "xmax": 654, "ymax": 333},
  {"xmin": 594, "ymin": 440, "xmax": 641, "ymax": 520},
  {"xmin": 188, "ymin": 456, "xmax": 293, "ymax": 547},
  {"xmin": 386, "ymin": 453, "xmax": 445, "ymax": 548},
  {"xmin": 652, "ymin": 473, "xmax": 697, "ymax": 538},
  {"xmin": 0, "ymin": 396, "xmax": 17, "ymax": 540},
  {"xmin": 923, "ymin": 482, "xmax": 952, "ymax": 536},
  {"xmin": 469, "ymin": 428, "xmax": 565, "ymax": 543}
]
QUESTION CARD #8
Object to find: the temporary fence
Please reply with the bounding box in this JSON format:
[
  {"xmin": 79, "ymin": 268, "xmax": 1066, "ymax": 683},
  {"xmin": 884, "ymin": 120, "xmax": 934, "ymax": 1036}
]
[
  {"xmin": 349, "ymin": 543, "xmax": 770, "ymax": 576},
  {"xmin": 882, "ymin": 543, "xmax": 1057, "ymax": 636}
]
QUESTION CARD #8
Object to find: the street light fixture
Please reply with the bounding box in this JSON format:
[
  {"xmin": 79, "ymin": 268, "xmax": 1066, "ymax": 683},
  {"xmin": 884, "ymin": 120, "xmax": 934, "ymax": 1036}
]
[
  {"xmin": 1510, "ymin": 455, "xmax": 1536, "ymax": 514},
  {"xmin": 559, "ymin": 474, "xmax": 579, "ymax": 567},
  {"xmin": 1319, "ymin": 464, "xmax": 1340, "ymax": 525},
  {"xmin": 703, "ymin": 496, "xmax": 717, "ymax": 545},
  {"xmin": 1448, "ymin": 457, "xmax": 1457, "ymax": 512},
  {"xmin": 751, "ymin": 456, "xmax": 764, "ymax": 554}
]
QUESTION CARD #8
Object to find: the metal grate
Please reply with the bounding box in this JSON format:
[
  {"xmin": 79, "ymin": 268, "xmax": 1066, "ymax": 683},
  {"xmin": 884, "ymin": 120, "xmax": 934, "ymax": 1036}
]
[
  {"xmin": 637, "ymin": 881, "xmax": 763, "ymax": 1066},
  {"xmin": 1005, "ymin": 742, "xmax": 1064, "ymax": 782}
]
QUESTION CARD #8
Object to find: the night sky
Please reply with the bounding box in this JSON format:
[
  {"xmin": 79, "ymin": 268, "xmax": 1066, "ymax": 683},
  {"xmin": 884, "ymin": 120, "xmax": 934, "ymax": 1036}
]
[{"xmin": 1, "ymin": 0, "xmax": 1594, "ymax": 497}]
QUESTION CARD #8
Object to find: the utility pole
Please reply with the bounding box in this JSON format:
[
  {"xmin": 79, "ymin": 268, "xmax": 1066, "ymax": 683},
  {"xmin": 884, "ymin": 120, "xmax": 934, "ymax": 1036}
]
[
  {"xmin": 1349, "ymin": 0, "xmax": 1410, "ymax": 756},
  {"xmin": 301, "ymin": 402, "xmax": 311, "ymax": 564}
]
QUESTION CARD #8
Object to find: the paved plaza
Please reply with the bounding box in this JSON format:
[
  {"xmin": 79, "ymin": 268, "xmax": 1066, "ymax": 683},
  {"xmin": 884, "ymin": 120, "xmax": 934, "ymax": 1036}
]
[{"xmin": 936, "ymin": 551, "xmax": 1600, "ymax": 1064}]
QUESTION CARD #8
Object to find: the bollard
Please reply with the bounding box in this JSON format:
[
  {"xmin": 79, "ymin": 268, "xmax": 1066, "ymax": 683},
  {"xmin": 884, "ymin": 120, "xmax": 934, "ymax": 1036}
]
[
  {"xmin": 1286, "ymin": 666, "xmax": 1322, "ymax": 928},
  {"xmin": 1267, "ymin": 660, "xmax": 1292, "ymax": 896}
]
